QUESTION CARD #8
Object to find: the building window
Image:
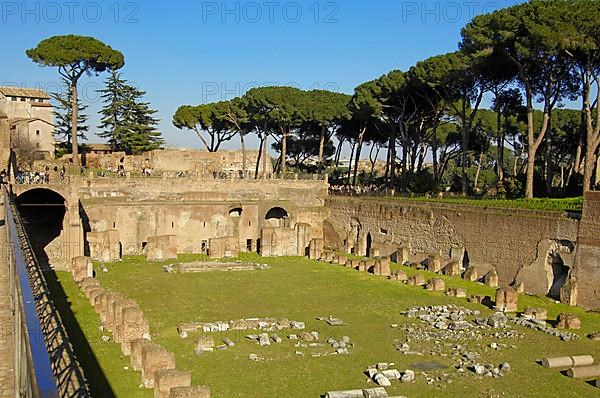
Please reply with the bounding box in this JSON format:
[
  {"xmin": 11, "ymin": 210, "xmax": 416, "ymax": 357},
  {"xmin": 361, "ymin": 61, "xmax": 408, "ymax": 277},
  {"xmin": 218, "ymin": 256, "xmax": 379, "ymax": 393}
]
[
  {"xmin": 37, "ymin": 98, "xmax": 44, "ymax": 103},
  {"xmin": 20, "ymin": 97, "xmax": 25, "ymax": 102},
  {"xmin": 36, "ymin": 130, "xmax": 40, "ymax": 136},
  {"xmin": 11, "ymin": 97, "xmax": 17, "ymax": 101}
]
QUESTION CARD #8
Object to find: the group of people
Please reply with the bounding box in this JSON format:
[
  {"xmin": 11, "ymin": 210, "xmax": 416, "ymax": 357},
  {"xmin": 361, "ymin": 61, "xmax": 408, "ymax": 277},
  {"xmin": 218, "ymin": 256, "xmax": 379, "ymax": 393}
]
[
  {"xmin": 13, "ymin": 165, "xmax": 68, "ymax": 185},
  {"xmin": 328, "ymin": 184, "xmax": 386, "ymax": 196}
]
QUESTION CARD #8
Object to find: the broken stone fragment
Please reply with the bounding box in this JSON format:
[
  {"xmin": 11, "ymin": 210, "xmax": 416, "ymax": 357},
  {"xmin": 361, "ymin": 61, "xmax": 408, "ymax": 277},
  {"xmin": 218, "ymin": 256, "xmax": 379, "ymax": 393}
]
[
  {"xmin": 373, "ymin": 373, "xmax": 392, "ymax": 387},
  {"xmin": 401, "ymin": 369, "xmax": 415, "ymax": 383},
  {"xmin": 258, "ymin": 333, "xmax": 270, "ymax": 346},
  {"xmin": 271, "ymin": 334, "xmax": 282, "ymax": 343}
]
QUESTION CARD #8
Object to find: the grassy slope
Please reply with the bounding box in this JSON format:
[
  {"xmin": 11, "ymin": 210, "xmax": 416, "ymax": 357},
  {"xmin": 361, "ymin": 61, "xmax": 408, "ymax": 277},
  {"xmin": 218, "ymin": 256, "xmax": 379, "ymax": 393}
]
[{"xmin": 59, "ymin": 254, "xmax": 600, "ymax": 397}]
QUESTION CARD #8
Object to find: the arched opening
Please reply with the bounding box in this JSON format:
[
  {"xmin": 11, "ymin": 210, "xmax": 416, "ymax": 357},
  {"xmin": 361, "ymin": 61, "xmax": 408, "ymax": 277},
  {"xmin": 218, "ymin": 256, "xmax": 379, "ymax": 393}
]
[
  {"xmin": 548, "ymin": 254, "xmax": 569, "ymax": 300},
  {"xmin": 16, "ymin": 188, "xmax": 66, "ymax": 267},
  {"xmin": 366, "ymin": 233, "xmax": 372, "ymax": 257},
  {"xmin": 229, "ymin": 207, "xmax": 243, "ymax": 217},
  {"xmin": 265, "ymin": 207, "xmax": 289, "ymax": 227}
]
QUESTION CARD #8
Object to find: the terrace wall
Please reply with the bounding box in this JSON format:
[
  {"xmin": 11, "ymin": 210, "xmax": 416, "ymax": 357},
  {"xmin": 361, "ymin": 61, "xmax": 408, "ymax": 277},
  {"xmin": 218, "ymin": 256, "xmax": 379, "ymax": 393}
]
[{"xmin": 325, "ymin": 197, "xmax": 600, "ymax": 310}]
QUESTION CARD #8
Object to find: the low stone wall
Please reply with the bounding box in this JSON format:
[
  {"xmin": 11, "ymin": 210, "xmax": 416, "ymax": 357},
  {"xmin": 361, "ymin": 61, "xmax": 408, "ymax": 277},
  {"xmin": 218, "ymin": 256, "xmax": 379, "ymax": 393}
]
[
  {"xmin": 73, "ymin": 260, "xmax": 210, "ymax": 397},
  {"xmin": 325, "ymin": 197, "xmax": 597, "ymax": 308}
]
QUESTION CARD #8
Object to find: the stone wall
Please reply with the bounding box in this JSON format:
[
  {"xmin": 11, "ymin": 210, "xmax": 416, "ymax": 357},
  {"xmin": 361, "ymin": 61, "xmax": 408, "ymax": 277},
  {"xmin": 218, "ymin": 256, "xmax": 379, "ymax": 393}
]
[
  {"xmin": 571, "ymin": 192, "xmax": 600, "ymax": 310},
  {"xmin": 78, "ymin": 178, "xmax": 328, "ymax": 259},
  {"xmin": 325, "ymin": 197, "xmax": 591, "ymax": 307}
]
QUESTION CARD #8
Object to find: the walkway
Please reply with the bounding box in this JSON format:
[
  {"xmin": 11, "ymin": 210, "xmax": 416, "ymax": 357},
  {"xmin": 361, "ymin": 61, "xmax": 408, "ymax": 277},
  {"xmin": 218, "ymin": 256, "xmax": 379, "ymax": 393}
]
[{"xmin": 0, "ymin": 204, "xmax": 15, "ymax": 397}]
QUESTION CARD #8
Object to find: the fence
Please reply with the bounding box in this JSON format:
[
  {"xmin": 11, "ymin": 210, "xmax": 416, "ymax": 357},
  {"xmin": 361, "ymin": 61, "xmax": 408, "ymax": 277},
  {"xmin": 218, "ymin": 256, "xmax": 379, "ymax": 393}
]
[{"xmin": 2, "ymin": 185, "xmax": 89, "ymax": 397}]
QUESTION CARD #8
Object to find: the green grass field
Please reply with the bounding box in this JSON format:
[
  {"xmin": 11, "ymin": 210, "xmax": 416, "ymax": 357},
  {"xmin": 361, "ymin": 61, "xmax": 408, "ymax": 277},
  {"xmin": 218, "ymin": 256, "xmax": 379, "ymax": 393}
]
[
  {"xmin": 56, "ymin": 254, "xmax": 600, "ymax": 397},
  {"xmin": 382, "ymin": 196, "xmax": 584, "ymax": 213}
]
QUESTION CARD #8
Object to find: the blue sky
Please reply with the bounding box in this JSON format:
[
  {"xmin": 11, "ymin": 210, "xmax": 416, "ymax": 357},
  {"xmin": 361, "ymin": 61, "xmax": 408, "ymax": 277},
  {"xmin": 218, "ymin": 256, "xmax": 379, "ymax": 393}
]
[{"xmin": 0, "ymin": 0, "xmax": 523, "ymax": 151}]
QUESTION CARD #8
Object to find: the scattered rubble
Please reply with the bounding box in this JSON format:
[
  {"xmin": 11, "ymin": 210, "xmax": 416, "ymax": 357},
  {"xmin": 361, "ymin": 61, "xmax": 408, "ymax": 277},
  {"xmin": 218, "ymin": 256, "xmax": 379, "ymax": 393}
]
[{"xmin": 178, "ymin": 317, "xmax": 305, "ymax": 336}]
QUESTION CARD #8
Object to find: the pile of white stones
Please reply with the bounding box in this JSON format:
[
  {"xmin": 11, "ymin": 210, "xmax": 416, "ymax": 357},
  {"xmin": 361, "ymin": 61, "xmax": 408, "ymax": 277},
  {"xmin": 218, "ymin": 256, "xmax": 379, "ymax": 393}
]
[{"xmin": 366, "ymin": 363, "xmax": 415, "ymax": 386}]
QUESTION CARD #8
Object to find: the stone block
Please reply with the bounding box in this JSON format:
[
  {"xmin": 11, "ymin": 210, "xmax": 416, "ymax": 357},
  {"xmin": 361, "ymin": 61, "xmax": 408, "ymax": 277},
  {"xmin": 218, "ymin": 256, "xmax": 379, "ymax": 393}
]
[
  {"xmin": 373, "ymin": 257, "xmax": 391, "ymax": 276},
  {"xmin": 155, "ymin": 369, "xmax": 192, "ymax": 398},
  {"xmin": 442, "ymin": 261, "xmax": 461, "ymax": 276},
  {"xmin": 484, "ymin": 269, "xmax": 499, "ymax": 288},
  {"xmin": 142, "ymin": 345, "xmax": 176, "ymax": 388},
  {"xmin": 426, "ymin": 278, "xmax": 445, "ymax": 292},
  {"xmin": 358, "ymin": 260, "xmax": 368, "ymax": 272},
  {"xmin": 560, "ymin": 279, "xmax": 578, "ymax": 307},
  {"xmin": 260, "ymin": 227, "xmax": 297, "ymax": 257},
  {"xmin": 462, "ymin": 265, "xmax": 478, "ymax": 282},
  {"xmin": 523, "ymin": 307, "xmax": 548, "ymax": 321},
  {"xmin": 428, "ymin": 254, "xmax": 442, "ymax": 273},
  {"xmin": 111, "ymin": 299, "xmax": 138, "ymax": 335},
  {"xmin": 389, "ymin": 270, "xmax": 408, "ymax": 282},
  {"xmin": 169, "ymin": 386, "xmax": 211, "ymax": 398},
  {"xmin": 195, "ymin": 335, "xmax": 215, "ymax": 354},
  {"xmin": 71, "ymin": 256, "xmax": 93, "ymax": 283},
  {"xmin": 557, "ymin": 313, "xmax": 581, "ymax": 330},
  {"xmin": 86, "ymin": 286, "xmax": 105, "ymax": 303},
  {"xmin": 130, "ymin": 339, "xmax": 153, "ymax": 371},
  {"xmin": 391, "ymin": 246, "xmax": 410, "ymax": 265},
  {"xmin": 121, "ymin": 308, "xmax": 150, "ymax": 355},
  {"xmin": 109, "ymin": 298, "xmax": 137, "ymax": 333},
  {"xmin": 87, "ymin": 230, "xmax": 121, "ymax": 262},
  {"xmin": 407, "ymin": 275, "xmax": 426, "ymax": 286},
  {"xmin": 99, "ymin": 293, "xmax": 123, "ymax": 325},
  {"xmin": 364, "ymin": 259, "xmax": 376, "ymax": 272},
  {"xmin": 446, "ymin": 288, "xmax": 467, "ymax": 298},
  {"xmin": 495, "ymin": 286, "xmax": 518, "ymax": 312},
  {"xmin": 79, "ymin": 276, "xmax": 99, "ymax": 291},
  {"xmin": 147, "ymin": 235, "xmax": 178, "ymax": 261},
  {"xmin": 336, "ymin": 255, "xmax": 348, "ymax": 266},
  {"xmin": 348, "ymin": 259, "xmax": 361, "ymax": 269},
  {"xmin": 469, "ymin": 295, "xmax": 489, "ymax": 304},
  {"xmin": 514, "ymin": 281, "xmax": 525, "ymax": 293}
]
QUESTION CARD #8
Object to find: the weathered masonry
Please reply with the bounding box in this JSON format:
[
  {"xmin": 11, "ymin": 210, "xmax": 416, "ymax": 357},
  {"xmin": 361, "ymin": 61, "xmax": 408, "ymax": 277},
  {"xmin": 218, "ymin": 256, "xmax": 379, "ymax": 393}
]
[
  {"xmin": 13, "ymin": 176, "xmax": 328, "ymax": 269},
  {"xmin": 325, "ymin": 195, "xmax": 600, "ymax": 310}
]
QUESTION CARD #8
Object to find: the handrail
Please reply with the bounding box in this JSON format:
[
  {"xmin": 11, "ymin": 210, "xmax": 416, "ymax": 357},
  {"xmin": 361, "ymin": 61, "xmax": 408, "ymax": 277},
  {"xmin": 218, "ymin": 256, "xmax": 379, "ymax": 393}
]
[
  {"xmin": 3, "ymin": 184, "xmax": 56, "ymax": 397},
  {"xmin": 2, "ymin": 185, "xmax": 89, "ymax": 397}
]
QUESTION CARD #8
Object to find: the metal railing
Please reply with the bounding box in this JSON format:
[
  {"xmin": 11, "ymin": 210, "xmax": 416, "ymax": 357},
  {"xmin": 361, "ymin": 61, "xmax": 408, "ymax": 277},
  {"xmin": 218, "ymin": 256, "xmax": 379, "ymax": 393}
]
[{"xmin": 2, "ymin": 185, "xmax": 89, "ymax": 397}]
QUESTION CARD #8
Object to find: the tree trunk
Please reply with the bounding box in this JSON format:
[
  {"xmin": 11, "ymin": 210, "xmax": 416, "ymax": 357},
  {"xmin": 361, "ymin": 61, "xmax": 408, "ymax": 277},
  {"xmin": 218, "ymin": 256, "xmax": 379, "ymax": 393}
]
[
  {"xmin": 461, "ymin": 124, "xmax": 469, "ymax": 196},
  {"xmin": 347, "ymin": 141, "xmax": 355, "ymax": 184},
  {"xmin": 255, "ymin": 134, "xmax": 264, "ymax": 179},
  {"xmin": 526, "ymin": 144, "xmax": 536, "ymax": 198},
  {"xmin": 496, "ymin": 109, "xmax": 504, "ymax": 182},
  {"xmin": 352, "ymin": 126, "xmax": 366, "ymax": 187},
  {"xmin": 524, "ymin": 91, "xmax": 551, "ymax": 199},
  {"xmin": 545, "ymin": 122, "xmax": 553, "ymax": 195},
  {"xmin": 71, "ymin": 81, "xmax": 80, "ymax": 166},
  {"xmin": 389, "ymin": 125, "xmax": 396, "ymax": 189},
  {"xmin": 474, "ymin": 152, "xmax": 484, "ymax": 194},
  {"xmin": 281, "ymin": 127, "xmax": 287, "ymax": 175},
  {"xmin": 432, "ymin": 127, "xmax": 439, "ymax": 183},
  {"xmin": 583, "ymin": 73, "xmax": 600, "ymax": 193},
  {"xmin": 239, "ymin": 133, "xmax": 246, "ymax": 177},
  {"xmin": 318, "ymin": 127, "xmax": 326, "ymax": 174},
  {"xmin": 334, "ymin": 136, "xmax": 345, "ymax": 169},
  {"xmin": 263, "ymin": 134, "xmax": 269, "ymax": 179}
]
